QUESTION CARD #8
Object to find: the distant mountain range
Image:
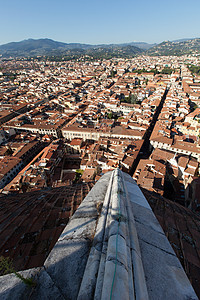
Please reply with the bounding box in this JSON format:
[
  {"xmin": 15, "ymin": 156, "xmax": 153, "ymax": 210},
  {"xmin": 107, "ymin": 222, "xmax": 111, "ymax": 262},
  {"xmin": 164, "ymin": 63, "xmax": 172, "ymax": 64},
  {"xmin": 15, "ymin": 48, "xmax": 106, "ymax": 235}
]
[
  {"xmin": 147, "ymin": 38, "xmax": 200, "ymax": 56},
  {"xmin": 0, "ymin": 39, "xmax": 145, "ymax": 58},
  {"xmin": 0, "ymin": 38, "xmax": 199, "ymax": 58}
]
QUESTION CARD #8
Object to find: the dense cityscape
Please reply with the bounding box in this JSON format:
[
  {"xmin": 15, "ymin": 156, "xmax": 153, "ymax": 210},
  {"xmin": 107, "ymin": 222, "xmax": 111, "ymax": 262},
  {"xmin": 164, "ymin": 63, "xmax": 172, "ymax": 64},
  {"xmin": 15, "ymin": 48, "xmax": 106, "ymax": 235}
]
[
  {"xmin": 0, "ymin": 54, "xmax": 200, "ymax": 203},
  {"xmin": 1, "ymin": 0, "xmax": 200, "ymax": 296},
  {"xmin": 0, "ymin": 50, "xmax": 200, "ymax": 297}
]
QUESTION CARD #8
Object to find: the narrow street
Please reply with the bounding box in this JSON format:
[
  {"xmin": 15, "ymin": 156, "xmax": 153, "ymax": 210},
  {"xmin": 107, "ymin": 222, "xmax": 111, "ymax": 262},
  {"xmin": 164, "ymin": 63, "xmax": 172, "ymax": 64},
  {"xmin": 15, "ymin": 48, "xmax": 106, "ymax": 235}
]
[{"xmin": 130, "ymin": 87, "xmax": 170, "ymax": 176}]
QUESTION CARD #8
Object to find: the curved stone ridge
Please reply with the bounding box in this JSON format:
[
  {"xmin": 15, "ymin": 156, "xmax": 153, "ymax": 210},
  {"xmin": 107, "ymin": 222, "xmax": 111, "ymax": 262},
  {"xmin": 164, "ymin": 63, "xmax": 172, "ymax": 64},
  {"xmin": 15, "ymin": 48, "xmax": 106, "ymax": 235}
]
[
  {"xmin": 78, "ymin": 169, "xmax": 148, "ymax": 300},
  {"xmin": 0, "ymin": 170, "xmax": 198, "ymax": 300}
]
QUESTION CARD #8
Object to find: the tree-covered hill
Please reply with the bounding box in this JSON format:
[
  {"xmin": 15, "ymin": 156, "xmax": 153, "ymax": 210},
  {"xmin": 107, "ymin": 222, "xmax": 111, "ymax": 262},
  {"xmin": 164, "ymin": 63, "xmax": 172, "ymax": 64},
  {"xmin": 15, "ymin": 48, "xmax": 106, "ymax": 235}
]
[
  {"xmin": 0, "ymin": 39, "xmax": 144, "ymax": 58},
  {"xmin": 147, "ymin": 38, "xmax": 200, "ymax": 56}
]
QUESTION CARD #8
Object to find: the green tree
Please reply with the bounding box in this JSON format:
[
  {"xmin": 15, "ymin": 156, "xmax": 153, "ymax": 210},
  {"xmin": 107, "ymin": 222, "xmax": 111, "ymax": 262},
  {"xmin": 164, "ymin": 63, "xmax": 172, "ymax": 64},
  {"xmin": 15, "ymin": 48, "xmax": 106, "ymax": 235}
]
[
  {"xmin": 110, "ymin": 70, "xmax": 117, "ymax": 78},
  {"xmin": 130, "ymin": 93, "xmax": 138, "ymax": 104},
  {"xmin": 187, "ymin": 64, "xmax": 200, "ymax": 75},
  {"xmin": 161, "ymin": 67, "xmax": 173, "ymax": 75},
  {"xmin": 107, "ymin": 112, "xmax": 113, "ymax": 119}
]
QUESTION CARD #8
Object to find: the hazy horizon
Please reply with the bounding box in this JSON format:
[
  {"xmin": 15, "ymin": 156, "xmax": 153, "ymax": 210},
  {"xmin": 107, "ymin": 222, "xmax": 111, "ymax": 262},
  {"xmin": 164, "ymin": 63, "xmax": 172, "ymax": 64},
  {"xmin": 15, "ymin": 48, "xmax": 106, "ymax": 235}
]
[{"xmin": 0, "ymin": 37, "xmax": 199, "ymax": 47}]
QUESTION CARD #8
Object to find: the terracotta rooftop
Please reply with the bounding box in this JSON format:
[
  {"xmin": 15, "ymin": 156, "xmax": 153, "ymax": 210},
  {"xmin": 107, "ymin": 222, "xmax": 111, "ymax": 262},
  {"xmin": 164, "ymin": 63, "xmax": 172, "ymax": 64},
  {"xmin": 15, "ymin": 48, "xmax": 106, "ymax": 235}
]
[
  {"xmin": 0, "ymin": 156, "xmax": 22, "ymax": 178},
  {"xmin": 142, "ymin": 188, "xmax": 200, "ymax": 298},
  {"xmin": 0, "ymin": 183, "xmax": 93, "ymax": 272}
]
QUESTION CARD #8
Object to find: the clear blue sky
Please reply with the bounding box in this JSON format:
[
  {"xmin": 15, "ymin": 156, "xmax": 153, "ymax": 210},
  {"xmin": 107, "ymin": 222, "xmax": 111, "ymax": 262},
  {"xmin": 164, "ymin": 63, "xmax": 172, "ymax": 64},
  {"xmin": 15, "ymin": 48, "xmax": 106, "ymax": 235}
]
[{"xmin": 1, "ymin": 0, "xmax": 200, "ymax": 45}]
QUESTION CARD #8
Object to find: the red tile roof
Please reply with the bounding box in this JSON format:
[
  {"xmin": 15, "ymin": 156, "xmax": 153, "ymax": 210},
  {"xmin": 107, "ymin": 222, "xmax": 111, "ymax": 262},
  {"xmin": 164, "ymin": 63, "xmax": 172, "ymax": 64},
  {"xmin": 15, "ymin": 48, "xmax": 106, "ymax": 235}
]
[
  {"xmin": 0, "ymin": 183, "xmax": 93, "ymax": 272},
  {"xmin": 142, "ymin": 188, "xmax": 200, "ymax": 298}
]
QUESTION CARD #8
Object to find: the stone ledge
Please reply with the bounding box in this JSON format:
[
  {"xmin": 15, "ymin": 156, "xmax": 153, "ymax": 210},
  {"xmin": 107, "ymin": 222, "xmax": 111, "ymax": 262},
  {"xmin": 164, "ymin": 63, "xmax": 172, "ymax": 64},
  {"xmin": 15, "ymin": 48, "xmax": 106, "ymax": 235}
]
[{"xmin": 0, "ymin": 170, "xmax": 198, "ymax": 300}]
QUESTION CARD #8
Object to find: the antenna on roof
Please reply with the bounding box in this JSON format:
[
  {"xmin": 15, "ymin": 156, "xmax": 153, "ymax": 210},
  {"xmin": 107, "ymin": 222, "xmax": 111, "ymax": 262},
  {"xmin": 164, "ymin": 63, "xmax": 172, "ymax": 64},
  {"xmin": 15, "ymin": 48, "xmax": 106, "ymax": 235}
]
[
  {"xmin": 173, "ymin": 151, "xmax": 177, "ymax": 160},
  {"xmin": 118, "ymin": 159, "xmax": 122, "ymax": 170}
]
